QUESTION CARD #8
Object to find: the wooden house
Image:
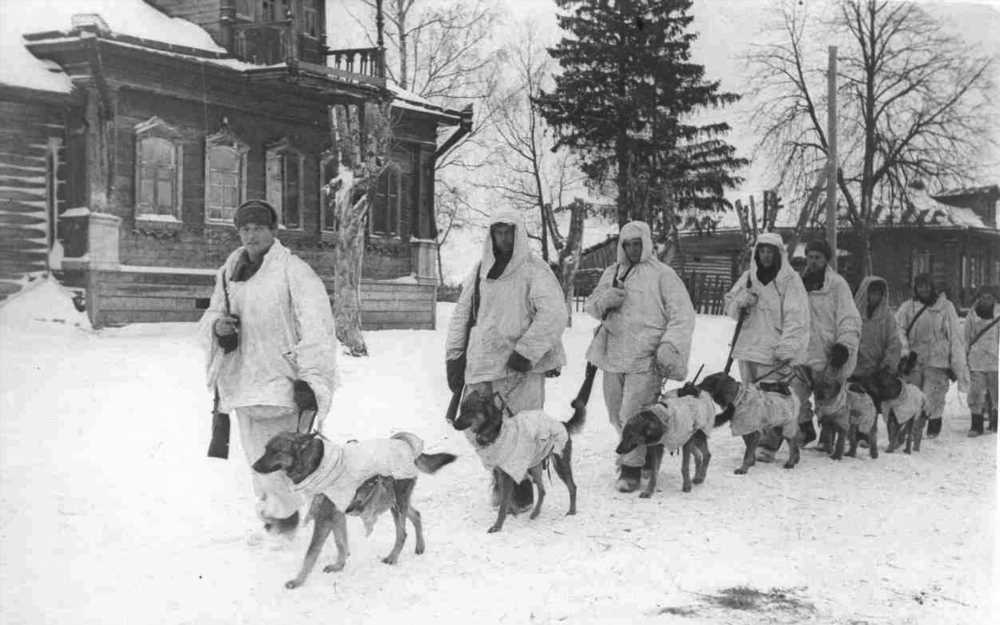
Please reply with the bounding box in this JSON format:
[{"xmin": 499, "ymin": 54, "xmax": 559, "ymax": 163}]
[
  {"xmin": 0, "ymin": 0, "xmax": 472, "ymax": 329},
  {"xmin": 577, "ymin": 184, "xmax": 1000, "ymax": 312}
]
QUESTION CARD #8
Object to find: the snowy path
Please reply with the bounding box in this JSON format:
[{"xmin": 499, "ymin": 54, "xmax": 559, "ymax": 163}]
[{"xmin": 1, "ymin": 288, "xmax": 996, "ymax": 625}]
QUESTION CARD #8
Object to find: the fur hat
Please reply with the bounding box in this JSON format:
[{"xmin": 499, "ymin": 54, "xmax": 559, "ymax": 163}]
[
  {"xmin": 234, "ymin": 199, "xmax": 278, "ymax": 228},
  {"xmin": 804, "ymin": 238, "xmax": 832, "ymax": 261}
]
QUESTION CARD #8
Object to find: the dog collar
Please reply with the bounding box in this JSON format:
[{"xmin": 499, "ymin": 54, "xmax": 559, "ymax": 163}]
[{"xmin": 290, "ymin": 440, "xmax": 346, "ymax": 496}]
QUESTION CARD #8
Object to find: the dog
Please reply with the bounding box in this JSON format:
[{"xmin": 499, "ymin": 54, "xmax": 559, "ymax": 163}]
[
  {"xmin": 453, "ymin": 390, "xmax": 583, "ymax": 533},
  {"xmin": 697, "ymin": 371, "xmax": 801, "ymax": 474},
  {"xmin": 869, "ymin": 368, "xmax": 928, "ymax": 454},
  {"xmin": 812, "ymin": 371, "xmax": 879, "ymax": 460},
  {"xmin": 615, "ymin": 387, "xmax": 717, "ymax": 497},
  {"xmin": 252, "ymin": 431, "xmax": 456, "ymax": 589}
]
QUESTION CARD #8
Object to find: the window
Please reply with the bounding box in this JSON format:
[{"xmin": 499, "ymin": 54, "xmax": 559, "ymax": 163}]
[
  {"xmin": 266, "ymin": 139, "xmax": 304, "ymax": 229},
  {"xmin": 262, "ymin": 0, "xmax": 276, "ymax": 21},
  {"xmin": 134, "ymin": 117, "xmax": 183, "ymax": 220},
  {"xmin": 911, "ymin": 249, "xmax": 934, "ymax": 280},
  {"xmin": 370, "ymin": 146, "xmax": 417, "ymax": 237},
  {"xmin": 319, "ymin": 150, "xmax": 338, "ymax": 231},
  {"xmin": 235, "ymin": 0, "xmax": 253, "ymax": 20},
  {"xmin": 204, "ymin": 127, "xmax": 248, "ymax": 223},
  {"xmin": 304, "ymin": 0, "xmax": 319, "ymax": 37}
]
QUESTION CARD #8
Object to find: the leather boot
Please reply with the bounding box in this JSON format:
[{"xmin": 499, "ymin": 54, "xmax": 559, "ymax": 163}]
[
  {"xmin": 799, "ymin": 420, "xmax": 818, "ymax": 447},
  {"xmin": 967, "ymin": 414, "xmax": 984, "ymax": 437},
  {"xmin": 925, "ymin": 417, "xmax": 943, "ymax": 439}
]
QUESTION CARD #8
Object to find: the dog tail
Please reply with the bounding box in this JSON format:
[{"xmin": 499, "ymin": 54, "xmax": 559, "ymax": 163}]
[
  {"xmin": 563, "ymin": 402, "xmax": 587, "ymax": 435},
  {"xmin": 415, "ymin": 452, "xmax": 457, "ymax": 474},
  {"xmin": 714, "ymin": 404, "xmax": 735, "ymax": 428}
]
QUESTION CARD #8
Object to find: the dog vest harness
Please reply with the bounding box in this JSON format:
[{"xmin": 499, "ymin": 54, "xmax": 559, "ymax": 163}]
[
  {"xmin": 291, "ymin": 433, "xmax": 423, "ymax": 510},
  {"xmin": 882, "ymin": 382, "xmax": 926, "ymax": 425},
  {"xmin": 649, "ymin": 392, "xmax": 717, "ymax": 452},
  {"xmin": 730, "ymin": 384, "xmax": 800, "ymax": 439},
  {"xmin": 815, "ymin": 384, "xmax": 876, "ymax": 432},
  {"xmin": 472, "ymin": 409, "xmax": 569, "ymax": 483}
]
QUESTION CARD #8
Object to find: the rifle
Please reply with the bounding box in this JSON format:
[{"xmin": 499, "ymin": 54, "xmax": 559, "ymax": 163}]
[
  {"xmin": 445, "ymin": 265, "xmax": 482, "ymax": 424},
  {"xmin": 207, "ymin": 271, "xmax": 235, "ymax": 459},
  {"xmin": 724, "ymin": 271, "xmax": 754, "ymax": 375},
  {"xmin": 571, "ymin": 263, "xmax": 635, "ymax": 419}
]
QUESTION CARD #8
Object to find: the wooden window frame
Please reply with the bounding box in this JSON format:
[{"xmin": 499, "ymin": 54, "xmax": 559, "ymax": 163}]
[
  {"xmin": 204, "ymin": 127, "xmax": 249, "ymax": 225},
  {"xmin": 234, "ymin": 0, "xmax": 254, "ymax": 21},
  {"xmin": 303, "ymin": 0, "xmax": 320, "ymax": 39},
  {"xmin": 265, "ymin": 138, "xmax": 305, "ymax": 231},
  {"xmin": 369, "ymin": 145, "xmax": 418, "ymax": 239},
  {"xmin": 134, "ymin": 116, "xmax": 183, "ymax": 222}
]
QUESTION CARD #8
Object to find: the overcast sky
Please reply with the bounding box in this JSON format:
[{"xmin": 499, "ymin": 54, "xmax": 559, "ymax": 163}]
[{"xmin": 332, "ymin": 0, "xmax": 1000, "ymax": 196}]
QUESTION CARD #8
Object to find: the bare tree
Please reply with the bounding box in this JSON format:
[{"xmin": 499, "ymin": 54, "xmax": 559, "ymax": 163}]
[
  {"xmin": 324, "ymin": 102, "xmax": 392, "ymax": 356},
  {"xmin": 748, "ymin": 0, "xmax": 996, "ymax": 273}
]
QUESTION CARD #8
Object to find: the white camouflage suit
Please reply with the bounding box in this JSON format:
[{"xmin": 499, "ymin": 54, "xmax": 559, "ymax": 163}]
[
  {"xmin": 585, "ymin": 221, "xmax": 695, "ymax": 468},
  {"xmin": 445, "ymin": 209, "xmax": 567, "ymax": 417},
  {"xmin": 200, "ymin": 240, "xmax": 338, "ymax": 521},
  {"xmin": 723, "ymin": 233, "xmax": 810, "ymax": 391}
]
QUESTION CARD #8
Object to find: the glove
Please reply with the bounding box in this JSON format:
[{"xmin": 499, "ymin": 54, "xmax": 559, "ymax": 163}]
[
  {"xmin": 677, "ymin": 382, "xmax": 700, "ymax": 398},
  {"xmin": 829, "ymin": 343, "xmax": 850, "ymax": 369},
  {"xmin": 599, "ymin": 287, "xmax": 626, "ymax": 312},
  {"xmin": 446, "ymin": 358, "xmax": 466, "ymax": 394},
  {"xmin": 506, "ymin": 351, "xmax": 532, "ymax": 373},
  {"xmin": 214, "ymin": 315, "xmax": 240, "ymax": 353},
  {"xmin": 293, "ymin": 380, "xmax": 318, "ymax": 414},
  {"xmin": 655, "ymin": 343, "xmax": 685, "ymax": 381},
  {"xmin": 730, "ymin": 289, "xmax": 758, "ymax": 311},
  {"xmin": 898, "ymin": 352, "xmax": 918, "ymax": 375}
]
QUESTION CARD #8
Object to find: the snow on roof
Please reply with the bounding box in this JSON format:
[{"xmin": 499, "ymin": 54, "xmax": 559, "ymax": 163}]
[{"xmin": 1, "ymin": 0, "xmax": 224, "ymax": 93}]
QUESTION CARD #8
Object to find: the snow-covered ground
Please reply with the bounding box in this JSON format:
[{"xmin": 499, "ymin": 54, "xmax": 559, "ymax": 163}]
[{"xmin": 0, "ymin": 281, "xmax": 996, "ymax": 625}]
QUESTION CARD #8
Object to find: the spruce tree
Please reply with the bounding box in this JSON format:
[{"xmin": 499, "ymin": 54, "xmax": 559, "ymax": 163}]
[{"xmin": 536, "ymin": 0, "xmax": 747, "ymax": 238}]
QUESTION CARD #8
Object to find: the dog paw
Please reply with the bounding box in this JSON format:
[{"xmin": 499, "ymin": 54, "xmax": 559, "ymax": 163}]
[
  {"xmin": 681, "ymin": 484, "xmax": 692, "ymax": 493},
  {"xmin": 639, "ymin": 491, "xmax": 652, "ymax": 499},
  {"xmin": 381, "ymin": 555, "xmax": 399, "ymax": 565},
  {"xmin": 692, "ymin": 476, "xmax": 705, "ymax": 484},
  {"xmin": 844, "ymin": 450, "xmax": 856, "ymax": 458},
  {"xmin": 734, "ymin": 468, "xmax": 747, "ymax": 475},
  {"xmin": 830, "ymin": 454, "xmax": 842, "ymax": 461},
  {"xmin": 323, "ymin": 562, "xmax": 345, "ymax": 574},
  {"xmin": 414, "ymin": 544, "xmax": 425, "ymax": 555},
  {"xmin": 782, "ymin": 462, "xmax": 795, "ymax": 469},
  {"xmin": 285, "ymin": 579, "xmax": 302, "ymax": 589},
  {"xmin": 487, "ymin": 525, "xmax": 502, "ymax": 534},
  {"xmin": 565, "ymin": 509, "xmax": 576, "ymax": 516}
]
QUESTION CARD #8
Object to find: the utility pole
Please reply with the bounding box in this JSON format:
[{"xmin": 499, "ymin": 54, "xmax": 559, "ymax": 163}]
[{"xmin": 826, "ymin": 46, "xmax": 838, "ymax": 271}]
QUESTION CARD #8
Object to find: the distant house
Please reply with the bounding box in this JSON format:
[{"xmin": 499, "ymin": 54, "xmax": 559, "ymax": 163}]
[
  {"xmin": 578, "ymin": 184, "xmax": 1000, "ymax": 311},
  {"xmin": 0, "ymin": 0, "xmax": 472, "ymax": 329}
]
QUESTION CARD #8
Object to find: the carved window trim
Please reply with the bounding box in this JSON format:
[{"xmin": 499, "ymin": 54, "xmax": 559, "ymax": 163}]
[
  {"xmin": 134, "ymin": 116, "xmax": 183, "ymax": 222},
  {"xmin": 265, "ymin": 138, "xmax": 305, "ymax": 231},
  {"xmin": 204, "ymin": 126, "xmax": 249, "ymax": 225}
]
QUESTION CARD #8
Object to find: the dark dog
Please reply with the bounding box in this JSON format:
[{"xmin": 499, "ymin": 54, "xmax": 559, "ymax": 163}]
[
  {"xmin": 697, "ymin": 371, "xmax": 801, "ymax": 474},
  {"xmin": 615, "ymin": 390, "xmax": 716, "ymax": 497},
  {"xmin": 253, "ymin": 431, "xmax": 456, "ymax": 588},
  {"xmin": 812, "ymin": 373, "xmax": 879, "ymax": 460},
  {"xmin": 454, "ymin": 390, "xmax": 583, "ymax": 533},
  {"xmin": 869, "ymin": 368, "xmax": 928, "ymax": 454}
]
